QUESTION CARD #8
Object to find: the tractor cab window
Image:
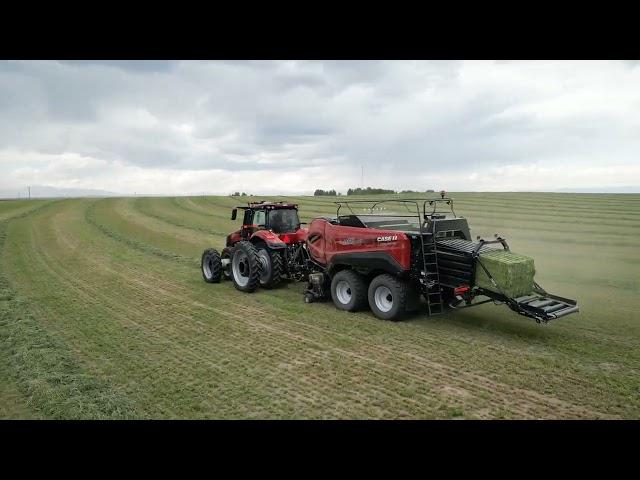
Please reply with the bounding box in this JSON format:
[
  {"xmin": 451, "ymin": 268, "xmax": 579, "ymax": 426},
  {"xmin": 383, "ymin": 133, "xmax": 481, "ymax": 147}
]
[
  {"xmin": 269, "ymin": 209, "xmax": 300, "ymax": 233},
  {"xmin": 253, "ymin": 210, "xmax": 266, "ymax": 227}
]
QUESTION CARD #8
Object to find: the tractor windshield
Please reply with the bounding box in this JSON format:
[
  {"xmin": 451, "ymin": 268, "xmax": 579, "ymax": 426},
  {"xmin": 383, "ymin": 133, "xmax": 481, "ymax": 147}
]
[{"xmin": 269, "ymin": 209, "xmax": 300, "ymax": 233}]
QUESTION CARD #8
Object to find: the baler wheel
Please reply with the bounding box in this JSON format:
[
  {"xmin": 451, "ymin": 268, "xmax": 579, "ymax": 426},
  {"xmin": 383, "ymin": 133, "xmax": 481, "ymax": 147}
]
[
  {"xmin": 201, "ymin": 248, "xmax": 222, "ymax": 284},
  {"xmin": 367, "ymin": 274, "xmax": 410, "ymax": 321},
  {"xmin": 330, "ymin": 270, "xmax": 368, "ymax": 312},
  {"xmin": 230, "ymin": 241, "xmax": 262, "ymax": 293}
]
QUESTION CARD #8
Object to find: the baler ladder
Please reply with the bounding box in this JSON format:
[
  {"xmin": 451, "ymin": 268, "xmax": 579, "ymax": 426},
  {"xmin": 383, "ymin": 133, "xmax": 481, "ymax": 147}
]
[{"xmin": 420, "ymin": 227, "xmax": 443, "ymax": 316}]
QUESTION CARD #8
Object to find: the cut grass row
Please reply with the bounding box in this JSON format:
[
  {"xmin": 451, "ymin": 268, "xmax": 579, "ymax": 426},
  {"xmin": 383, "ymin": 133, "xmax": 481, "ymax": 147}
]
[{"xmin": 0, "ymin": 202, "xmax": 140, "ymax": 419}]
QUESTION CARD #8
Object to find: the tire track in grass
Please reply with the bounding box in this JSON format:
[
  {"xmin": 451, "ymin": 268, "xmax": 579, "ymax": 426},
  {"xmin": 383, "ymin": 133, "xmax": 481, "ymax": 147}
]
[
  {"xmin": 25, "ymin": 206, "xmax": 301, "ymax": 417},
  {"xmin": 452, "ymin": 197, "xmax": 640, "ymax": 218},
  {"xmin": 451, "ymin": 192, "xmax": 640, "ymax": 206},
  {"xmin": 82, "ymin": 199, "xmax": 612, "ymax": 416},
  {"xmin": 458, "ymin": 208, "xmax": 640, "ymax": 231},
  {"xmin": 86, "ymin": 201, "xmax": 196, "ymax": 266},
  {"xmin": 133, "ymin": 197, "xmax": 229, "ymax": 237},
  {"xmin": 460, "ymin": 209, "xmax": 639, "ymax": 237},
  {"xmin": 0, "ymin": 203, "xmax": 140, "ymax": 419},
  {"xmin": 111, "ymin": 198, "xmax": 214, "ymax": 252},
  {"xmin": 172, "ymin": 196, "xmax": 233, "ymax": 221},
  {"xmin": 0, "ymin": 199, "xmax": 52, "ymax": 222},
  {"xmin": 22, "ymin": 211, "xmax": 194, "ymax": 417},
  {"xmin": 467, "ymin": 220, "xmax": 639, "ymax": 249}
]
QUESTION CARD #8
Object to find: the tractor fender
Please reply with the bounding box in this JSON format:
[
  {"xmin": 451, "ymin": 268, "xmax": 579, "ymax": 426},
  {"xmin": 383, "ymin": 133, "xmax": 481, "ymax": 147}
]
[{"xmin": 250, "ymin": 230, "xmax": 286, "ymax": 249}]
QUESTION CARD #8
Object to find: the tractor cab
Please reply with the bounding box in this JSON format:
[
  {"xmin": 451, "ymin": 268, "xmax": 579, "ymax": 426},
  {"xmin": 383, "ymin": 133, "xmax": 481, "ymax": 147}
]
[{"xmin": 228, "ymin": 201, "xmax": 304, "ymax": 245}]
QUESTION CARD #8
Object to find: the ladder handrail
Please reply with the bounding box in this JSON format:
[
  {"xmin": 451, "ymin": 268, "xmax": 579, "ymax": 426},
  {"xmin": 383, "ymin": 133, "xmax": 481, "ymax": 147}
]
[{"xmin": 419, "ymin": 212, "xmax": 443, "ymax": 315}]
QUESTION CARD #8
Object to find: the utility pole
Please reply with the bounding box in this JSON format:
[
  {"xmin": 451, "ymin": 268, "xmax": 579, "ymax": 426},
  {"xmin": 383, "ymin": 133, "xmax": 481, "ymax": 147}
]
[
  {"xmin": 361, "ymin": 166, "xmax": 364, "ymax": 188},
  {"xmin": 28, "ymin": 186, "xmax": 31, "ymax": 200}
]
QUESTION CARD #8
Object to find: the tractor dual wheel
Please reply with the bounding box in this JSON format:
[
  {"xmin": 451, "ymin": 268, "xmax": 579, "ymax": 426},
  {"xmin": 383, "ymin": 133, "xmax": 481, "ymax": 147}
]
[
  {"xmin": 201, "ymin": 248, "xmax": 222, "ymax": 283},
  {"xmin": 367, "ymin": 274, "xmax": 411, "ymax": 321},
  {"xmin": 255, "ymin": 243, "xmax": 283, "ymax": 289},
  {"xmin": 230, "ymin": 241, "xmax": 262, "ymax": 293},
  {"xmin": 330, "ymin": 270, "xmax": 368, "ymax": 312}
]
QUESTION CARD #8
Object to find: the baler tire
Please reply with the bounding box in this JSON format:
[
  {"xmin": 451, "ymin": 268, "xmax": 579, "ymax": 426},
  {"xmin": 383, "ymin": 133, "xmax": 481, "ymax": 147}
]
[
  {"xmin": 330, "ymin": 270, "xmax": 368, "ymax": 312},
  {"xmin": 368, "ymin": 274, "xmax": 409, "ymax": 321},
  {"xmin": 256, "ymin": 243, "xmax": 283, "ymax": 289},
  {"xmin": 221, "ymin": 247, "xmax": 234, "ymax": 280},
  {"xmin": 230, "ymin": 241, "xmax": 262, "ymax": 293},
  {"xmin": 201, "ymin": 248, "xmax": 222, "ymax": 284}
]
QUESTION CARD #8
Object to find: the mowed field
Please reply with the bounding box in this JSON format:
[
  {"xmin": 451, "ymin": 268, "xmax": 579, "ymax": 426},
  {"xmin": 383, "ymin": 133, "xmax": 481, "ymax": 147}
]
[{"xmin": 1, "ymin": 193, "xmax": 639, "ymax": 419}]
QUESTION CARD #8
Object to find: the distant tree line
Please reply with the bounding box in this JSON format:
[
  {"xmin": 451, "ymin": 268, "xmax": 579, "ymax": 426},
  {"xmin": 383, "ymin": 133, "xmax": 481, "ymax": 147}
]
[
  {"xmin": 313, "ymin": 187, "xmax": 437, "ymax": 196},
  {"xmin": 232, "ymin": 192, "xmax": 248, "ymax": 196},
  {"xmin": 313, "ymin": 189, "xmax": 340, "ymax": 196},
  {"xmin": 400, "ymin": 189, "xmax": 435, "ymax": 194},
  {"xmin": 347, "ymin": 187, "xmax": 396, "ymax": 196}
]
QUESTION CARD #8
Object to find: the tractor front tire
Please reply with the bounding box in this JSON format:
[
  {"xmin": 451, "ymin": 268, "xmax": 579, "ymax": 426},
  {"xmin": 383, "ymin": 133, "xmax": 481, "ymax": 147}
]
[
  {"xmin": 256, "ymin": 243, "xmax": 283, "ymax": 289},
  {"xmin": 201, "ymin": 248, "xmax": 222, "ymax": 283},
  {"xmin": 221, "ymin": 247, "xmax": 234, "ymax": 280},
  {"xmin": 230, "ymin": 241, "xmax": 262, "ymax": 293},
  {"xmin": 367, "ymin": 274, "xmax": 410, "ymax": 321},
  {"xmin": 330, "ymin": 270, "xmax": 368, "ymax": 312}
]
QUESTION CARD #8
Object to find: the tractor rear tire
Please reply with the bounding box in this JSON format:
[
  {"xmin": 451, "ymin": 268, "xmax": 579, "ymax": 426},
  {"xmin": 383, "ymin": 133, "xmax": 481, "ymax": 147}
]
[
  {"xmin": 330, "ymin": 270, "xmax": 368, "ymax": 312},
  {"xmin": 367, "ymin": 273, "xmax": 410, "ymax": 321},
  {"xmin": 201, "ymin": 248, "xmax": 222, "ymax": 283},
  {"xmin": 221, "ymin": 247, "xmax": 234, "ymax": 280},
  {"xmin": 230, "ymin": 241, "xmax": 262, "ymax": 293},
  {"xmin": 256, "ymin": 244, "xmax": 283, "ymax": 289}
]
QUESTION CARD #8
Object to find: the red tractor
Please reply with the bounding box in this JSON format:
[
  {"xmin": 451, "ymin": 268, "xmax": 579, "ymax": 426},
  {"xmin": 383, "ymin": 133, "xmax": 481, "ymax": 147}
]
[
  {"xmin": 202, "ymin": 197, "xmax": 579, "ymax": 324},
  {"xmin": 201, "ymin": 201, "xmax": 309, "ymax": 292}
]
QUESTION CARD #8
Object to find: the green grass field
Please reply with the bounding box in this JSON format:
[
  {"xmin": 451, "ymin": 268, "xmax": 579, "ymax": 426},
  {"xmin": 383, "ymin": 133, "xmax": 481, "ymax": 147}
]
[{"xmin": 1, "ymin": 193, "xmax": 639, "ymax": 419}]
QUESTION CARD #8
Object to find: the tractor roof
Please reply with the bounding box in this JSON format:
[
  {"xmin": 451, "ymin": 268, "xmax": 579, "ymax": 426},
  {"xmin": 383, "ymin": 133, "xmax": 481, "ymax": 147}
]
[{"xmin": 236, "ymin": 200, "xmax": 298, "ymax": 210}]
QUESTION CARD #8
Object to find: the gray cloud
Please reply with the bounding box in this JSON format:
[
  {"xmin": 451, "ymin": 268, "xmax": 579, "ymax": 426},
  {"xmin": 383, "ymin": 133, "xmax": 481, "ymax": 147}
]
[{"xmin": 0, "ymin": 60, "xmax": 639, "ymax": 196}]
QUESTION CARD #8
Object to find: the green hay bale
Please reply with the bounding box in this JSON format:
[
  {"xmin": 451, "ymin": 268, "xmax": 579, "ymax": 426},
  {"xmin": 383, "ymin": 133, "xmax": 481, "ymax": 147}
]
[{"xmin": 474, "ymin": 249, "xmax": 535, "ymax": 298}]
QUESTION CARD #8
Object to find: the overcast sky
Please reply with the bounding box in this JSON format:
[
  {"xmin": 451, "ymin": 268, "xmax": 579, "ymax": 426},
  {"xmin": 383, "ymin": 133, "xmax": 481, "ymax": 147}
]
[{"xmin": 1, "ymin": 60, "xmax": 639, "ymax": 196}]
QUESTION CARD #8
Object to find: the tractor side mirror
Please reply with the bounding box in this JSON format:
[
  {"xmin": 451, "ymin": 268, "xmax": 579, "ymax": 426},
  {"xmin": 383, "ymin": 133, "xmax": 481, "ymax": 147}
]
[{"xmin": 231, "ymin": 209, "xmax": 237, "ymax": 221}]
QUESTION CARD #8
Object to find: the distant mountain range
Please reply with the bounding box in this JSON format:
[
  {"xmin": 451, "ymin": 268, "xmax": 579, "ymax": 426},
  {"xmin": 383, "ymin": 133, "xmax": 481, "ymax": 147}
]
[
  {"xmin": 1, "ymin": 184, "xmax": 638, "ymax": 199},
  {"xmin": 0, "ymin": 185, "xmax": 120, "ymax": 199}
]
